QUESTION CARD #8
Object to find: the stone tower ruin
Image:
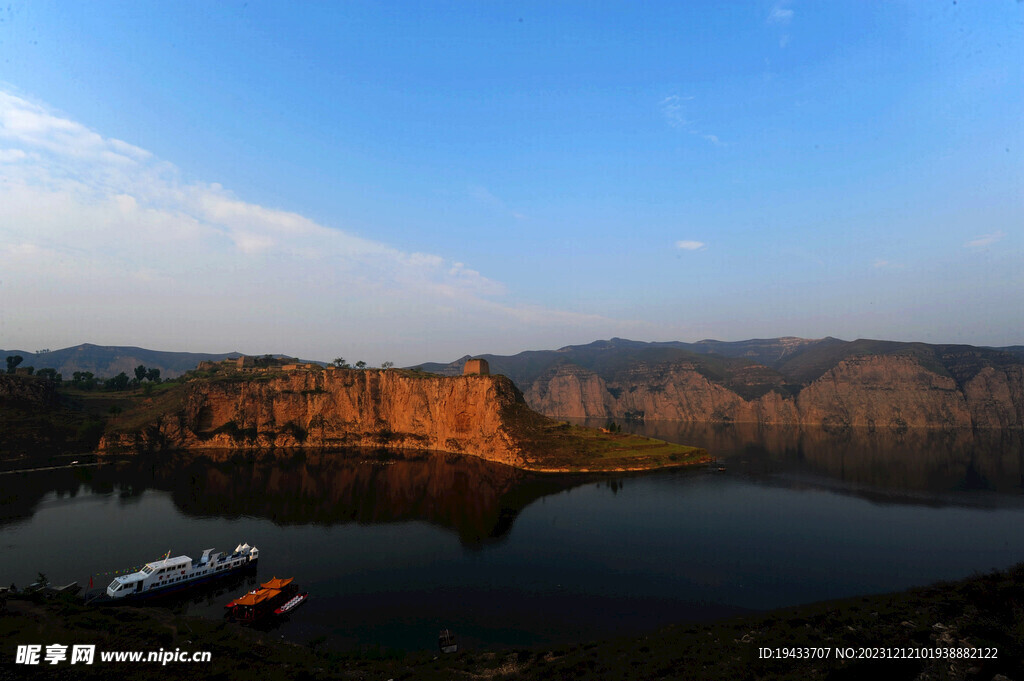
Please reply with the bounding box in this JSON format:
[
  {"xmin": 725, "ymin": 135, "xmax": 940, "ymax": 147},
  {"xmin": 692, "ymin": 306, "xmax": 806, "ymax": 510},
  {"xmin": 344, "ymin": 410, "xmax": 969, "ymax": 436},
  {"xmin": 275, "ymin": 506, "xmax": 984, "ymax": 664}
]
[{"xmin": 463, "ymin": 358, "xmax": 490, "ymax": 376}]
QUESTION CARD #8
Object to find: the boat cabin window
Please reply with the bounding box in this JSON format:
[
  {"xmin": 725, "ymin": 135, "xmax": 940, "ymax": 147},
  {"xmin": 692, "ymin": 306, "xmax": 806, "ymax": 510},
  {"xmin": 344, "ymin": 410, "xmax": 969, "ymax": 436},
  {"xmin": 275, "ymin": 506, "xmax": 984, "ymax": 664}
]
[
  {"xmin": 142, "ymin": 566, "xmax": 154, "ymax": 575},
  {"xmin": 108, "ymin": 581, "xmax": 120, "ymax": 591}
]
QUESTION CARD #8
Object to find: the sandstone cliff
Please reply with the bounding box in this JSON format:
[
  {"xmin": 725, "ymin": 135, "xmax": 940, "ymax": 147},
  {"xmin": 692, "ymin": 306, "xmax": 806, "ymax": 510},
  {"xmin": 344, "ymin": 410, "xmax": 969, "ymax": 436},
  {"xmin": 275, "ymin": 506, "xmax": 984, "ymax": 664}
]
[
  {"xmin": 99, "ymin": 369, "xmax": 707, "ymax": 471},
  {"xmin": 102, "ymin": 370, "xmax": 530, "ymax": 467},
  {"xmin": 525, "ymin": 354, "xmax": 1024, "ymax": 431}
]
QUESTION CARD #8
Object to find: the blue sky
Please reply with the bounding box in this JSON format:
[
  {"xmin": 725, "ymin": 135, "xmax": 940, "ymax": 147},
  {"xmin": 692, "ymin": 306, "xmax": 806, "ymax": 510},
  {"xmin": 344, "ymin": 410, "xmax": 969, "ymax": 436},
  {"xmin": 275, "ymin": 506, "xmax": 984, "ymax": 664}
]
[{"xmin": 0, "ymin": 1, "xmax": 1021, "ymax": 364}]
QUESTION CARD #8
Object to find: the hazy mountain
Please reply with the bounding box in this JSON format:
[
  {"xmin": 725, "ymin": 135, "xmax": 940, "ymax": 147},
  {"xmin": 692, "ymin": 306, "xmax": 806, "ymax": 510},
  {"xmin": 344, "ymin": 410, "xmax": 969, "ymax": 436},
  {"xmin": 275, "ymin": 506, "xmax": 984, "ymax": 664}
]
[
  {"xmin": 0, "ymin": 344, "xmax": 322, "ymax": 379},
  {"xmin": 416, "ymin": 337, "xmax": 835, "ymax": 389},
  {"xmin": 418, "ymin": 337, "xmax": 1023, "ymax": 389}
]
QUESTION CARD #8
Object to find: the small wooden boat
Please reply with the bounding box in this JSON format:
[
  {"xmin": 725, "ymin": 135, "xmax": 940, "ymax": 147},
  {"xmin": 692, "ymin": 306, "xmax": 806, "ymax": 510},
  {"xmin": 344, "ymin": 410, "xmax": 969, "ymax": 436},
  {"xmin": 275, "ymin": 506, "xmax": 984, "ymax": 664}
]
[
  {"xmin": 52, "ymin": 582, "xmax": 82, "ymax": 595},
  {"xmin": 438, "ymin": 628, "xmax": 458, "ymax": 654},
  {"xmin": 273, "ymin": 591, "xmax": 308, "ymax": 615}
]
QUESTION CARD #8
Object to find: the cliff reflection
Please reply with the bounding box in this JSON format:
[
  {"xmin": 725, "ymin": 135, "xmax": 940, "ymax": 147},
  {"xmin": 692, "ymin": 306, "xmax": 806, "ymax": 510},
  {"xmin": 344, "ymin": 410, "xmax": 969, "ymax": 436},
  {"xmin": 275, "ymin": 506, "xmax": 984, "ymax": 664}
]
[
  {"xmin": 583, "ymin": 420, "xmax": 1024, "ymax": 500},
  {"xmin": 0, "ymin": 450, "xmax": 581, "ymax": 544},
  {"xmin": 165, "ymin": 450, "xmax": 571, "ymax": 545}
]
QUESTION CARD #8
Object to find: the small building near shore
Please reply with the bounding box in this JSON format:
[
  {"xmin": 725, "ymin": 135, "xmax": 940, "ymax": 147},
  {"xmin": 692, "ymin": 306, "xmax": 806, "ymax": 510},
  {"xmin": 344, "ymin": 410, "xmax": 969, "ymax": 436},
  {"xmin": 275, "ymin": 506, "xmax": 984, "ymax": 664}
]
[{"xmin": 463, "ymin": 358, "xmax": 490, "ymax": 376}]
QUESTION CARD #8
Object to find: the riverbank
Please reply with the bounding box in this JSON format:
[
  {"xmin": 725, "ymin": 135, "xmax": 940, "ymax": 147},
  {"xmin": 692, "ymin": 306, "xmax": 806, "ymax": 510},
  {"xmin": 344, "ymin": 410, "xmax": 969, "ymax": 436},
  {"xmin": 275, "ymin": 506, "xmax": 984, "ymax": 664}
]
[{"xmin": 3, "ymin": 563, "xmax": 1021, "ymax": 680}]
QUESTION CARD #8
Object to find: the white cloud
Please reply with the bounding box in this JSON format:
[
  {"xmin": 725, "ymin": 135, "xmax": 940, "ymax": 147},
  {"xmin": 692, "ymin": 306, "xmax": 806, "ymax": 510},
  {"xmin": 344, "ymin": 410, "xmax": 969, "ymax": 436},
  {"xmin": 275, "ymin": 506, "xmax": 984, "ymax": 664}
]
[
  {"xmin": 964, "ymin": 230, "xmax": 1005, "ymax": 249},
  {"xmin": 0, "ymin": 148, "xmax": 27, "ymax": 162},
  {"xmin": 768, "ymin": 3, "xmax": 793, "ymax": 25},
  {"xmin": 676, "ymin": 240, "xmax": 706, "ymax": 251},
  {"xmin": 0, "ymin": 88, "xmax": 640, "ymax": 362}
]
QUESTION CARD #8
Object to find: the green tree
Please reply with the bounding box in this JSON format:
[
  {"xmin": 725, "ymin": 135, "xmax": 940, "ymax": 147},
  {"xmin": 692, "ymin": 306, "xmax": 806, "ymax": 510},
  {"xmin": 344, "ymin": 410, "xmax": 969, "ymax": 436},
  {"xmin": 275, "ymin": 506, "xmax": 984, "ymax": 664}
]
[
  {"xmin": 104, "ymin": 372, "xmax": 130, "ymax": 392},
  {"xmin": 134, "ymin": 364, "xmax": 148, "ymax": 383},
  {"xmin": 72, "ymin": 371, "xmax": 96, "ymax": 390},
  {"xmin": 355, "ymin": 360, "xmax": 366, "ymax": 369},
  {"xmin": 5, "ymin": 355, "xmax": 23, "ymax": 374},
  {"xmin": 332, "ymin": 357, "xmax": 350, "ymax": 369},
  {"xmin": 146, "ymin": 367, "xmax": 161, "ymax": 383},
  {"xmin": 36, "ymin": 368, "xmax": 62, "ymax": 383},
  {"xmin": 380, "ymin": 361, "xmax": 394, "ymax": 370}
]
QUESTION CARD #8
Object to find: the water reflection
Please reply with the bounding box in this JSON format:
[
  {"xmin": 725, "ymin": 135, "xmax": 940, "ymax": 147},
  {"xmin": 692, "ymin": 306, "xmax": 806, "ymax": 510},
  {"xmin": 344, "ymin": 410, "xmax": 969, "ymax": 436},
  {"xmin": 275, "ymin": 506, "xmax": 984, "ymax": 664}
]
[
  {"xmin": 3, "ymin": 436, "xmax": 1024, "ymax": 651},
  {"xmin": 0, "ymin": 449, "xmax": 581, "ymax": 545},
  {"xmin": 576, "ymin": 420, "xmax": 1024, "ymax": 502}
]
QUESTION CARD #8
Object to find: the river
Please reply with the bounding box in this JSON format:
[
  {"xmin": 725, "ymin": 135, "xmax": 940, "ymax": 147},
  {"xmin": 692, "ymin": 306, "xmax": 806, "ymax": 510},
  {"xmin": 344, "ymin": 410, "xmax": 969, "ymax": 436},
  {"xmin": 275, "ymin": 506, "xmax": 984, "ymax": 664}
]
[{"xmin": 1, "ymin": 423, "xmax": 1022, "ymax": 652}]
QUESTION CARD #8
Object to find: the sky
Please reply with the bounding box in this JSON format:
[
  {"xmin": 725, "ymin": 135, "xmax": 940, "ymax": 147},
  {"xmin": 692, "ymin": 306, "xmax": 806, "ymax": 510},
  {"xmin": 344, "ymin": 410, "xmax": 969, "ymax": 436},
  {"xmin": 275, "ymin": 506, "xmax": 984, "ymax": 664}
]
[{"xmin": 0, "ymin": 1, "xmax": 1021, "ymax": 365}]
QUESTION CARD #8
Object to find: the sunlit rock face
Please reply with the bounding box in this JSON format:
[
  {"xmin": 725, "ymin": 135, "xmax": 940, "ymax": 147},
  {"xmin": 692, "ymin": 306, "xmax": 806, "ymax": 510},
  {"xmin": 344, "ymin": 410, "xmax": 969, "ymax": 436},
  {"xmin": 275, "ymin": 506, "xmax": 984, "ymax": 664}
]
[
  {"xmin": 101, "ymin": 370, "xmax": 530, "ymax": 467},
  {"xmin": 963, "ymin": 366, "xmax": 1024, "ymax": 430},
  {"xmin": 795, "ymin": 355, "xmax": 971, "ymax": 430},
  {"xmin": 525, "ymin": 354, "xmax": 1024, "ymax": 431}
]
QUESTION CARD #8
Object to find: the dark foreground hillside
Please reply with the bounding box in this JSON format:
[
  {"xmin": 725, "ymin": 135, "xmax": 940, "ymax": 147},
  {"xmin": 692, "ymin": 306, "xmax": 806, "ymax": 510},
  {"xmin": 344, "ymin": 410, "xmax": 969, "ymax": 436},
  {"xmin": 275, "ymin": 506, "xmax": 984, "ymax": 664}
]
[{"xmin": 3, "ymin": 563, "xmax": 1022, "ymax": 681}]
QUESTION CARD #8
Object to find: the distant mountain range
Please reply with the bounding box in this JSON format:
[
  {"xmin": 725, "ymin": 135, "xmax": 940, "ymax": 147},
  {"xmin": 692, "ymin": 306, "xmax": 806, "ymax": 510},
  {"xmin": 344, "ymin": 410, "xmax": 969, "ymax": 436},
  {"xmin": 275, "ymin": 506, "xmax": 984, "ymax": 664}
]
[
  {"xmin": 0, "ymin": 344, "xmax": 322, "ymax": 379},
  {"xmin": 417, "ymin": 336, "xmax": 1024, "ymax": 390},
  {"xmin": 4, "ymin": 337, "xmax": 1022, "ymax": 386},
  {"xmin": 4, "ymin": 338, "xmax": 1023, "ymax": 430},
  {"xmin": 416, "ymin": 337, "xmax": 1024, "ymax": 429}
]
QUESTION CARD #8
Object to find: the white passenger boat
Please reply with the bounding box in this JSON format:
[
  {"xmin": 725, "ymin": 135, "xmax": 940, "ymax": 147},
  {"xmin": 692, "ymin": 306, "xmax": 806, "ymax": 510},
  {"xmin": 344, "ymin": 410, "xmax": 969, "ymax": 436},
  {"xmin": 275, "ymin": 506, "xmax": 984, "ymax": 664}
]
[{"xmin": 104, "ymin": 543, "xmax": 258, "ymax": 600}]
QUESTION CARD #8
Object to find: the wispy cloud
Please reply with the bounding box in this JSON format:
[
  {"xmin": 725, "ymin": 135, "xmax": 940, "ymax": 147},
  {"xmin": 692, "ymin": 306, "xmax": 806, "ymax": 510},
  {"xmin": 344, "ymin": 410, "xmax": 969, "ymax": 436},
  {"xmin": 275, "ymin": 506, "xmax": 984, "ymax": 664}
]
[
  {"xmin": 872, "ymin": 259, "xmax": 904, "ymax": 270},
  {"xmin": 0, "ymin": 89, "xmax": 638, "ymax": 360},
  {"xmin": 660, "ymin": 95, "xmax": 722, "ymax": 146},
  {"xmin": 469, "ymin": 184, "xmax": 527, "ymax": 220},
  {"xmin": 963, "ymin": 230, "xmax": 1006, "ymax": 249},
  {"xmin": 767, "ymin": 2, "xmax": 793, "ymax": 49},
  {"xmin": 767, "ymin": 3, "xmax": 793, "ymax": 25},
  {"xmin": 676, "ymin": 240, "xmax": 706, "ymax": 251},
  {"xmin": 660, "ymin": 95, "xmax": 693, "ymax": 129},
  {"xmin": 0, "ymin": 148, "xmax": 28, "ymax": 162}
]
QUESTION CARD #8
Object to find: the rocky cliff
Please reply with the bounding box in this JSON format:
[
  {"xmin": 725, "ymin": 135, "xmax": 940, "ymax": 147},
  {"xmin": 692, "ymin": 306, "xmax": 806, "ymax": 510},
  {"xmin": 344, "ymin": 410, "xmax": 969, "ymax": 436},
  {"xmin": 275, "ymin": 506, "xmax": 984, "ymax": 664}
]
[
  {"xmin": 101, "ymin": 370, "xmax": 531, "ymax": 466},
  {"xmin": 99, "ymin": 369, "xmax": 709, "ymax": 472},
  {"xmin": 526, "ymin": 354, "xmax": 1024, "ymax": 431}
]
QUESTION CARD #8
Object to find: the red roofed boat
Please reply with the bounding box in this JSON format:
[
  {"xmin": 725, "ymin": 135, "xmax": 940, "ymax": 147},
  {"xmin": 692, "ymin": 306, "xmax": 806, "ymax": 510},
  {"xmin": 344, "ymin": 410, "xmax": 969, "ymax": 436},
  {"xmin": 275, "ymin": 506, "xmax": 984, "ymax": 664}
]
[{"xmin": 225, "ymin": 577, "xmax": 296, "ymax": 622}]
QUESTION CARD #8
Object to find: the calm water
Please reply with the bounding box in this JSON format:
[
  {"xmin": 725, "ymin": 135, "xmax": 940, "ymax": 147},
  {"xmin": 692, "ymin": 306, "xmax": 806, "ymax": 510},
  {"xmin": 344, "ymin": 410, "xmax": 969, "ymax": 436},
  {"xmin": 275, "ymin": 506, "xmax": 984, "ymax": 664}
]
[{"xmin": 1, "ymin": 424, "xmax": 1023, "ymax": 652}]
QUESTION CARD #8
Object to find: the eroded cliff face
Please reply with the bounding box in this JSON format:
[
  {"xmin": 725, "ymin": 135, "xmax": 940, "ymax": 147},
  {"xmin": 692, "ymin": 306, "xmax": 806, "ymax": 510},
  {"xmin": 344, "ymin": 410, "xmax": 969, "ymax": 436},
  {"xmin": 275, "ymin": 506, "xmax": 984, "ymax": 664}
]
[
  {"xmin": 795, "ymin": 355, "xmax": 972, "ymax": 431},
  {"xmin": 525, "ymin": 355, "xmax": 1024, "ymax": 430},
  {"xmin": 101, "ymin": 370, "xmax": 530, "ymax": 467},
  {"xmin": 526, "ymin": 362, "xmax": 799, "ymax": 425},
  {"xmin": 963, "ymin": 366, "xmax": 1024, "ymax": 430}
]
